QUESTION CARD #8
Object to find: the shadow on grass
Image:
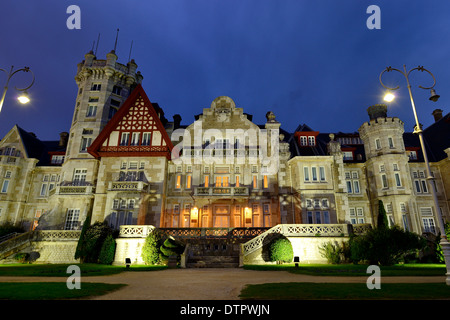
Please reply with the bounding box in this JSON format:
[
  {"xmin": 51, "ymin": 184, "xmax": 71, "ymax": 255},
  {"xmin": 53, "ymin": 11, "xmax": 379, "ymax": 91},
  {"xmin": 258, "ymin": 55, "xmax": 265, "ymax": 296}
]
[
  {"xmin": 239, "ymin": 282, "xmax": 450, "ymax": 300},
  {"xmin": 0, "ymin": 282, "xmax": 127, "ymax": 300}
]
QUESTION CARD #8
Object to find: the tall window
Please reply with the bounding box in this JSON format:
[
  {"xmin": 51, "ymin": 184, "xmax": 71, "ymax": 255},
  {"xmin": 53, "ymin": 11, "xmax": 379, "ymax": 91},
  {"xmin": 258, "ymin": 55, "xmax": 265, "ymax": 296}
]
[
  {"xmin": 311, "ymin": 167, "xmax": 318, "ymax": 181},
  {"xmin": 120, "ymin": 132, "xmax": 130, "ymax": 146},
  {"xmin": 319, "ymin": 167, "xmax": 326, "ymax": 181},
  {"xmin": 263, "ymin": 175, "xmax": 269, "ymax": 189},
  {"xmin": 64, "ymin": 209, "xmax": 80, "ymax": 230},
  {"xmin": 142, "ymin": 132, "xmax": 151, "ymax": 146},
  {"xmin": 80, "ymin": 137, "xmax": 92, "ymax": 152},
  {"xmin": 86, "ymin": 105, "xmax": 97, "ymax": 117},
  {"xmin": 375, "ymin": 138, "xmax": 381, "ymax": 149},
  {"xmin": 381, "ymin": 174, "xmax": 388, "ymax": 189},
  {"xmin": 304, "ymin": 167, "xmax": 309, "ymax": 182},
  {"xmin": 388, "ymin": 137, "xmax": 394, "ymax": 148},
  {"xmin": 1, "ymin": 180, "xmax": 9, "ymax": 193},
  {"xmin": 73, "ymin": 169, "xmax": 87, "ymax": 185},
  {"xmin": 395, "ymin": 173, "xmax": 402, "ymax": 187},
  {"xmin": 131, "ymin": 133, "xmax": 140, "ymax": 146},
  {"xmin": 175, "ymin": 175, "xmax": 182, "ymax": 189}
]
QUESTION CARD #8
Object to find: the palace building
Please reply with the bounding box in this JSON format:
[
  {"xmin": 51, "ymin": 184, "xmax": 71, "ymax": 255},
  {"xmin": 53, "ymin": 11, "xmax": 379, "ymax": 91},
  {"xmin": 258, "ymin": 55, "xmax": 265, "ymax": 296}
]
[{"xmin": 0, "ymin": 50, "xmax": 449, "ymax": 243}]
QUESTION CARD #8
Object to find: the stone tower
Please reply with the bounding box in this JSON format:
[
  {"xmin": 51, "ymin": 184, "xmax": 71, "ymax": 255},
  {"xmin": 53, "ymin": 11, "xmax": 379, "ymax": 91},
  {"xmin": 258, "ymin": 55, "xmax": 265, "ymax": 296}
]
[
  {"xmin": 66, "ymin": 50, "xmax": 143, "ymax": 159},
  {"xmin": 358, "ymin": 104, "xmax": 413, "ymax": 229},
  {"xmin": 46, "ymin": 50, "xmax": 143, "ymax": 229}
]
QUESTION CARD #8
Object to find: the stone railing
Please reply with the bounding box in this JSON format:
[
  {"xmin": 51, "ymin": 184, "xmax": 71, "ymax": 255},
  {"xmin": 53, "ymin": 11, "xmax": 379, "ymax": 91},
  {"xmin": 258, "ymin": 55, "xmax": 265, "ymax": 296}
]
[
  {"xmin": 242, "ymin": 224, "xmax": 371, "ymax": 256},
  {"xmin": 0, "ymin": 231, "xmax": 35, "ymax": 259},
  {"xmin": 117, "ymin": 225, "xmax": 268, "ymax": 240},
  {"xmin": 33, "ymin": 230, "xmax": 81, "ymax": 241},
  {"xmin": 118, "ymin": 225, "xmax": 156, "ymax": 238},
  {"xmin": 194, "ymin": 187, "xmax": 249, "ymax": 196},
  {"xmin": 108, "ymin": 181, "xmax": 147, "ymax": 191}
]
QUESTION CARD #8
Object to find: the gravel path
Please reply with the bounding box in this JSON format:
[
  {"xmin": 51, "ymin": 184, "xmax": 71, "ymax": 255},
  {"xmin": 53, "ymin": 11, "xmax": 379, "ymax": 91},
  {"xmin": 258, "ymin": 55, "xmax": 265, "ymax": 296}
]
[{"xmin": 0, "ymin": 268, "xmax": 446, "ymax": 300}]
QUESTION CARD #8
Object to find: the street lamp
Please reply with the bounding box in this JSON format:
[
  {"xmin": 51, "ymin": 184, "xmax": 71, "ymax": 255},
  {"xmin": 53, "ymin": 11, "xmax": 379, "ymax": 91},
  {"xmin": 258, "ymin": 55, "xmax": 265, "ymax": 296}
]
[
  {"xmin": 0, "ymin": 66, "xmax": 35, "ymax": 113},
  {"xmin": 380, "ymin": 65, "xmax": 450, "ymax": 285}
]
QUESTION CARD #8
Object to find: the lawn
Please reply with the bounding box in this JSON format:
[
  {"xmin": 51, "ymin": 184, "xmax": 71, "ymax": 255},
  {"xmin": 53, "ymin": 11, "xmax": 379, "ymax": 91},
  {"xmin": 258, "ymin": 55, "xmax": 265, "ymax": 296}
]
[
  {"xmin": 0, "ymin": 282, "xmax": 126, "ymax": 300},
  {"xmin": 0, "ymin": 263, "xmax": 167, "ymax": 277},
  {"xmin": 239, "ymin": 282, "xmax": 450, "ymax": 300},
  {"xmin": 243, "ymin": 263, "xmax": 447, "ymax": 277}
]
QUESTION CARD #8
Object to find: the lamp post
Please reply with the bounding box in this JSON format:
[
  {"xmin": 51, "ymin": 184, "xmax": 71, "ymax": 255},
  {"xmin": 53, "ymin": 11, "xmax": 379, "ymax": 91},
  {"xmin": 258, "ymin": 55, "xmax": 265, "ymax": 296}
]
[
  {"xmin": 0, "ymin": 65, "xmax": 35, "ymax": 113},
  {"xmin": 380, "ymin": 65, "xmax": 450, "ymax": 285}
]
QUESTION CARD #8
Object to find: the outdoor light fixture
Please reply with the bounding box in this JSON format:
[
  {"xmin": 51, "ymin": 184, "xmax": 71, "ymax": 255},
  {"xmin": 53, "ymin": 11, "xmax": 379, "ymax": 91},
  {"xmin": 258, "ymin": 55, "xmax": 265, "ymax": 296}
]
[
  {"xmin": 380, "ymin": 64, "xmax": 450, "ymax": 286},
  {"xmin": 17, "ymin": 90, "xmax": 30, "ymax": 104},
  {"xmin": 429, "ymin": 89, "xmax": 440, "ymax": 102},
  {"xmin": 0, "ymin": 66, "xmax": 35, "ymax": 113},
  {"xmin": 383, "ymin": 91, "xmax": 395, "ymax": 102}
]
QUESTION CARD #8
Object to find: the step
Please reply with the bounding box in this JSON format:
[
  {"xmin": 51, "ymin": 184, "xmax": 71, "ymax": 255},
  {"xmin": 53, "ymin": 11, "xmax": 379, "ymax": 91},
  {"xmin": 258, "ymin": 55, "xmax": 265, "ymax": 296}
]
[{"xmin": 187, "ymin": 255, "xmax": 240, "ymax": 268}]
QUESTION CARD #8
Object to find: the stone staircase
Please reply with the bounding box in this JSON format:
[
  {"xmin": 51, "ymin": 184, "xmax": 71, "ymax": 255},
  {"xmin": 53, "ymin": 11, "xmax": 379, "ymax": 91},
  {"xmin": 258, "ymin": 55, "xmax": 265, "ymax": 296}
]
[{"xmin": 184, "ymin": 239, "xmax": 242, "ymax": 268}]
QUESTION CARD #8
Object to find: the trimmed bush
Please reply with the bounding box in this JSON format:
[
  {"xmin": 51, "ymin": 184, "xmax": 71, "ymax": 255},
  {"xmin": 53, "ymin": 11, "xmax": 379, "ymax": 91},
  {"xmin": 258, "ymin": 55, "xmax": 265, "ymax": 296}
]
[
  {"xmin": 269, "ymin": 237, "xmax": 293, "ymax": 263},
  {"xmin": 350, "ymin": 226, "xmax": 426, "ymax": 266},
  {"xmin": 98, "ymin": 234, "xmax": 116, "ymax": 265},
  {"xmin": 160, "ymin": 237, "xmax": 185, "ymax": 259},
  {"xmin": 75, "ymin": 221, "xmax": 114, "ymax": 263},
  {"xmin": 141, "ymin": 230, "xmax": 163, "ymax": 265}
]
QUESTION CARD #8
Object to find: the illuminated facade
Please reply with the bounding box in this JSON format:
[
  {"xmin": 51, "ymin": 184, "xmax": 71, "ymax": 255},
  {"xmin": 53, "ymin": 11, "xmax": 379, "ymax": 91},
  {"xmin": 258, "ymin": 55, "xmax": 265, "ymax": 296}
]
[{"xmin": 0, "ymin": 52, "xmax": 449, "ymax": 237}]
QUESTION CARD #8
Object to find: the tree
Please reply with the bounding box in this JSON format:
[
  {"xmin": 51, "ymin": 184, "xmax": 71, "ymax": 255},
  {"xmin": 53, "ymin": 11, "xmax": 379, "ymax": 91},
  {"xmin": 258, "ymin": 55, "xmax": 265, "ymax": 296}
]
[
  {"xmin": 74, "ymin": 214, "xmax": 91, "ymax": 263},
  {"xmin": 377, "ymin": 200, "xmax": 389, "ymax": 229},
  {"xmin": 98, "ymin": 234, "xmax": 116, "ymax": 265},
  {"xmin": 141, "ymin": 229, "xmax": 163, "ymax": 265}
]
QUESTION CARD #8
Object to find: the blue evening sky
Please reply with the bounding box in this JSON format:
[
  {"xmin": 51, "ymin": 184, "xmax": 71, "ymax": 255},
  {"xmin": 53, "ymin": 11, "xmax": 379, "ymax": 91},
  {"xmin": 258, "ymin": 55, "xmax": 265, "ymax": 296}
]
[{"xmin": 0, "ymin": 1, "xmax": 449, "ymax": 140}]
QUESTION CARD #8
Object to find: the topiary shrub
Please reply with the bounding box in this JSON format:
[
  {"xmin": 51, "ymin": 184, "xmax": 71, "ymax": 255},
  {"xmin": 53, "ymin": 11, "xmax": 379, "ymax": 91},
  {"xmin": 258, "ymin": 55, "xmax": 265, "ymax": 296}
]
[
  {"xmin": 98, "ymin": 234, "xmax": 116, "ymax": 265},
  {"xmin": 269, "ymin": 237, "xmax": 293, "ymax": 263},
  {"xmin": 141, "ymin": 230, "xmax": 163, "ymax": 265},
  {"xmin": 159, "ymin": 237, "xmax": 185, "ymax": 265},
  {"xmin": 75, "ymin": 220, "xmax": 114, "ymax": 263}
]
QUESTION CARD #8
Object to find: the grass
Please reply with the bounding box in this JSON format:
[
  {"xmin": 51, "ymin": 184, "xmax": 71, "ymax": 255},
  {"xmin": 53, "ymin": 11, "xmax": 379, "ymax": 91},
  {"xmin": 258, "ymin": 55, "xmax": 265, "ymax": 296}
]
[
  {"xmin": 243, "ymin": 263, "xmax": 447, "ymax": 277},
  {"xmin": 0, "ymin": 263, "xmax": 167, "ymax": 277},
  {"xmin": 0, "ymin": 282, "xmax": 126, "ymax": 300},
  {"xmin": 239, "ymin": 282, "xmax": 450, "ymax": 300}
]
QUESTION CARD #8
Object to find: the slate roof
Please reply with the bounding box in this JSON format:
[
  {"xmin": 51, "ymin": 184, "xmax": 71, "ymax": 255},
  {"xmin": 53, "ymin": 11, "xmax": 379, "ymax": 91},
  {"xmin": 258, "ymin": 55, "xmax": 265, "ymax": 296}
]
[{"xmin": 16, "ymin": 125, "xmax": 66, "ymax": 166}]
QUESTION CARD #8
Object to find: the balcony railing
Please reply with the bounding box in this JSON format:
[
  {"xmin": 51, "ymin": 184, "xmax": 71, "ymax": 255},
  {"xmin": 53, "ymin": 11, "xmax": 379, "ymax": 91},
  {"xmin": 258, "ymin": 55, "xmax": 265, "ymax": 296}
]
[
  {"xmin": 108, "ymin": 181, "xmax": 147, "ymax": 191},
  {"xmin": 194, "ymin": 186, "xmax": 249, "ymax": 196}
]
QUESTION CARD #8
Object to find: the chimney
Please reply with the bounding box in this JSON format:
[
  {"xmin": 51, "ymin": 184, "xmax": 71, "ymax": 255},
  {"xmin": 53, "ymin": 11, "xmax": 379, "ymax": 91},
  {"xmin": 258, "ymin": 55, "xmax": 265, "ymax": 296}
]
[
  {"xmin": 173, "ymin": 114, "xmax": 182, "ymax": 129},
  {"xmin": 59, "ymin": 132, "xmax": 69, "ymax": 147},
  {"xmin": 432, "ymin": 109, "xmax": 443, "ymax": 122},
  {"xmin": 367, "ymin": 104, "xmax": 388, "ymax": 120}
]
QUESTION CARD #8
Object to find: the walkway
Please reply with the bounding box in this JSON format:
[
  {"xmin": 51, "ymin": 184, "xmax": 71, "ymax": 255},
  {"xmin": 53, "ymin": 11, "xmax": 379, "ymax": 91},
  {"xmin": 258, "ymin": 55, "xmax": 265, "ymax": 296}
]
[{"xmin": 0, "ymin": 268, "xmax": 446, "ymax": 300}]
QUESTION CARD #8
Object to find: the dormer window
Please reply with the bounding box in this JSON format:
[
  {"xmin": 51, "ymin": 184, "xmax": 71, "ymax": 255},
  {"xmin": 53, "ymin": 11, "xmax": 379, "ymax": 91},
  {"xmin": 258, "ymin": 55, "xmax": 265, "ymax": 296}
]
[
  {"xmin": 300, "ymin": 136, "xmax": 307, "ymax": 146},
  {"xmin": 308, "ymin": 136, "xmax": 316, "ymax": 146}
]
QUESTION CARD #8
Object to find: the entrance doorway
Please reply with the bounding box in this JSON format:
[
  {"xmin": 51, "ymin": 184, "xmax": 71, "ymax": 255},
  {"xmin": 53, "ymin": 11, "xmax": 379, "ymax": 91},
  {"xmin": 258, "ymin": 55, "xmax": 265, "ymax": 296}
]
[{"xmin": 213, "ymin": 205, "xmax": 230, "ymax": 227}]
